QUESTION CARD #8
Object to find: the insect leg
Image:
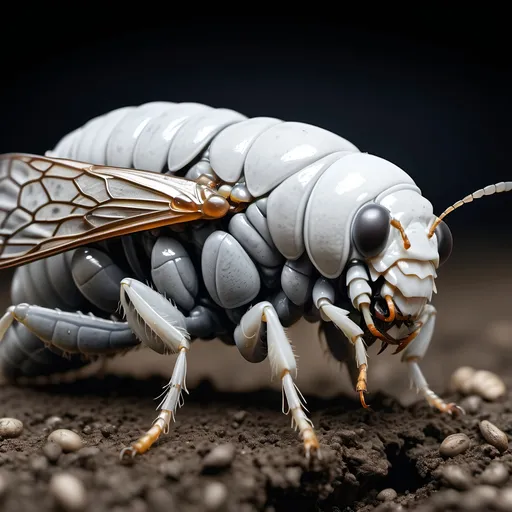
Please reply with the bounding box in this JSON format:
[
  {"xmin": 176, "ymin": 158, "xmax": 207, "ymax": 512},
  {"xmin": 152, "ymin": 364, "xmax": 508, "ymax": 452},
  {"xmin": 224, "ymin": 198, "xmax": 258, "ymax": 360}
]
[
  {"xmin": 119, "ymin": 278, "xmax": 190, "ymax": 460},
  {"xmin": 0, "ymin": 304, "xmax": 140, "ymax": 357},
  {"xmin": 318, "ymin": 319, "xmax": 360, "ymax": 389},
  {"xmin": 401, "ymin": 305, "xmax": 464, "ymax": 415},
  {"xmin": 0, "ymin": 249, "xmax": 128, "ymax": 382},
  {"xmin": 234, "ymin": 301, "xmax": 320, "ymax": 458},
  {"xmin": 0, "ymin": 308, "xmax": 88, "ymax": 382},
  {"xmin": 311, "ymin": 278, "xmax": 370, "ymax": 407}
]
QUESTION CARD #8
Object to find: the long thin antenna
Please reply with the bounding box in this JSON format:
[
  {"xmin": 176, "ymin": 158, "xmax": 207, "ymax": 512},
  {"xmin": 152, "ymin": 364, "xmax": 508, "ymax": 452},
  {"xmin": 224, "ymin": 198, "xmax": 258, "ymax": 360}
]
[{"xmin": 428, "ymin": 181, "xmax": 512, "ymax": 238}]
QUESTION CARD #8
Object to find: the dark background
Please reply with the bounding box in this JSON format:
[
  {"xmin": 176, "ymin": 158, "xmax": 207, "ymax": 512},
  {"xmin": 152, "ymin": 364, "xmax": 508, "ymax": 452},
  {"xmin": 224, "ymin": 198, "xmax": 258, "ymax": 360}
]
[{"xmin": 0, "ymin": 16, "xmax": 510, "ymax": 240}]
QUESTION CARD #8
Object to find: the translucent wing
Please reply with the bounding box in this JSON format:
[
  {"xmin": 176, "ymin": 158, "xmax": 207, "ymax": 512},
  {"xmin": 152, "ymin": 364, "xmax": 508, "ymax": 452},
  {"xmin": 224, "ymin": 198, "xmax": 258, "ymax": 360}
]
[{"xmin": 0, "ymin": 153, "xmax": 230, "ymax": 269}]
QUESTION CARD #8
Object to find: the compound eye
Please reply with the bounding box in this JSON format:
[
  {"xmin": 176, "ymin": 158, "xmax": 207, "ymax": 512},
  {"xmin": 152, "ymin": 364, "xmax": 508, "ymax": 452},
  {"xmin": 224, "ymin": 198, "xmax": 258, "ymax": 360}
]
[
  {"xmin": 435, "ymin": 220, "xmax": 453, "ymax": 266},
  {"xmin": 352, "ymin": 203, "xmax": 391, "ymax": 258}
]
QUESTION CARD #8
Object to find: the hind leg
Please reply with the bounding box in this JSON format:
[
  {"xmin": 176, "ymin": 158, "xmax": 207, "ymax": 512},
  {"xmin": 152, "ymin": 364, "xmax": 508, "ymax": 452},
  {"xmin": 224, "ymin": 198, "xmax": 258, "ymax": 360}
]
[{"xmin": 0, "ymin": 247, "xmax": 135, "ymax": 381}]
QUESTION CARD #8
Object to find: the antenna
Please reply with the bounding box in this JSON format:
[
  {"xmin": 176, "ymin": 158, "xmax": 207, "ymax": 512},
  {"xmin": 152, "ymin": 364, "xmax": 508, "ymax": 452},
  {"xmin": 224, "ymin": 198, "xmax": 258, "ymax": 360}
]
[{"xmin": 428, "ymin": 181, "xmax": 512, "ymax": 238}]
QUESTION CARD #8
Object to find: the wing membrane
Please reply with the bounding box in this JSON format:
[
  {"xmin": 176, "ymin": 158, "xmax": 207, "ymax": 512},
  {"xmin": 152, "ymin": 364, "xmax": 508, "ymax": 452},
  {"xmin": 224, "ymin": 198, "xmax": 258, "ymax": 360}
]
[{"xmin": 0, "ymin": 153, "xmax": 229, "ymax": 269}]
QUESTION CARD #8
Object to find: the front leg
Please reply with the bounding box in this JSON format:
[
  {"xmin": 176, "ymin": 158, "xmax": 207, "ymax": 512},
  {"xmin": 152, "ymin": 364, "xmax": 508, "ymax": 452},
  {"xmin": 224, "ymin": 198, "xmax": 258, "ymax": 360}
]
[
  {"xmin": 311, "ymin": 278, "xmax": 370, "ymax": 408},
  {"xmin": 401, "ymin": 304, "xmax": 464, "ymax": 415}
]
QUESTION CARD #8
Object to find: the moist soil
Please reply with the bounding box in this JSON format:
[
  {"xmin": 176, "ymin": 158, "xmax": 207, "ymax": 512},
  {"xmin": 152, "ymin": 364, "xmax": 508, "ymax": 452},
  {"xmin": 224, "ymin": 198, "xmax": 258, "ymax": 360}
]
[
  {"xmin": 1, "ymin": 245, "xmax": 512, "ymax": 511},
  {"xmin": 0, "ymin": 373, "xmax": 512, "ymax": 512}
]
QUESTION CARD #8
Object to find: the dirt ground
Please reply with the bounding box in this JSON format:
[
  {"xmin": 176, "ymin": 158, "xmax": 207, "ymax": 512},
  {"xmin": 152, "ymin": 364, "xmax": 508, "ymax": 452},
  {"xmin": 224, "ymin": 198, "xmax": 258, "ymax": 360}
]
[{"xmin": 1, "ymin": 239, "xmax": 512, "ymax": 511}]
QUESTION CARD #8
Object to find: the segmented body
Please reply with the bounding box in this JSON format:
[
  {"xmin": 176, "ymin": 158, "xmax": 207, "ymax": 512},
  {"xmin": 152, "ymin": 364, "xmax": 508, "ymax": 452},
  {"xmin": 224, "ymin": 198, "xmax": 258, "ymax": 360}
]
[{"xmin": 0, "ymin": 100, "xmax": 422, "ymax": 382}]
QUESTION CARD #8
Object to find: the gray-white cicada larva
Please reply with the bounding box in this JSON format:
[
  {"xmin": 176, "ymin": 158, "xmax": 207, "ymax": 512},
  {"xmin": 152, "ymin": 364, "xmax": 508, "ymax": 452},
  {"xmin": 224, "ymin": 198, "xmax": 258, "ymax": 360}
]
[{"xmin": 0, "ymin": 101, "xmax": 510, "ymax": 461}]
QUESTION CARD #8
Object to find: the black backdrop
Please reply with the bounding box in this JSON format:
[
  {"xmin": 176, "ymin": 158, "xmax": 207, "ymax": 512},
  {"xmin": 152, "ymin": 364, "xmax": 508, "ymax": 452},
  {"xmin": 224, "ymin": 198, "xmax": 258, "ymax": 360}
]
[{"xmin": 0, "ymin": 17, "xmax": 510, "ymax": 238}]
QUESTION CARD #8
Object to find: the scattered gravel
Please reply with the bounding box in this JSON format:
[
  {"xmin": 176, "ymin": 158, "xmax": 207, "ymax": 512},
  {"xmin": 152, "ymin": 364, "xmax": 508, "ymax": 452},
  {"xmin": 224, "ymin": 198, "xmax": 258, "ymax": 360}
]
[
  {"xmin": 439, "ymin": 433, "xmax": 471, "ymax": 457},
  {"xmin": 47, "ymin": 429, "xmax": 85, "ymax": 453},
  {"xmin": 0, "ymin": 367, "xmax": 511, "ymax": 512},
  {"xmin": 450, "ymin": 366, "xmax": 506, "ymax": 401},
  {"xmin": 479, "ymin": 420, "xmax": 509, "ymax": 453},
  {"xmin": 0, "ymin": 418, "xmax": 23, "ymax": 438},
  {"xmin": 202, "ymin": 443, "xmax": 236, "ymax": 472},
  {"xmin": 377, "ymin": 488, "xmax": 398, "ymax": 501},
  {"xmin": 49, "ymin": 473, "xmax": 87, "ymax": 511}
]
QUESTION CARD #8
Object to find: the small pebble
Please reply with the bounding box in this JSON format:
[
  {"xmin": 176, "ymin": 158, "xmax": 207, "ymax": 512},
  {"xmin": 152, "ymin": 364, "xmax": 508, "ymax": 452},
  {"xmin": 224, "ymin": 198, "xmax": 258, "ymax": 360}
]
[
  {"xmin": 460, "ymin": 395, "xmax": 482, "ymax": 415},
  {"xmin": 472, "ymin": 370, "xmax": 506, "ymax": 401},
  {"xmin": 440, "ymin": 433, "xmax": 471, "ymax": 457},
  {"xmin": 441, "ymin": 465, "xmax": 473, "ymax": 490},
  {"xmin": 43, "ymin": 441, "xmax": 63, "ymax": 462},
  {"xmin": 450, "ymin": 366, "xmax": 476, "ymax": 394},
  {"xmin": 202, "ymin": 443, "xmax": 236, "ymax": 471},
  {"xmin": 0, "ymin": 418, "xmax": 23, "ymax": 438},
  {"xmin": 82, "ymin": 425, "xmax": 93, "ymax": 435},
  {"xmin": 377, "ymin": 488, "xmax": 398, "ymax": 501},
  {"xmin": 204, "ymin": 482, "xmax": 228, "ymax": 511},
  {"xmin": 48, "ymin": 429, "xmax": 84, "ymax": 453},
  {"xmin": 450, "ymin": 366, "xmax": 506, "ymax": 401},
  {"xmin": 146, "ymin": 487, "xmax": 176, "ymax": 512},
  {"xmin": 479, "ymin": 420, "xmax": 509, "ymax": 453},
  {"xmin": 480, "ymin": 462, "xmax": 509, "ymax": 486},
  {"xmin": 50, "ymin": 473, "xmax": 87, "ymax": 511},
  {"xmin": 45, "ymin": 416, "xmax": 62, "ymax": 429}
]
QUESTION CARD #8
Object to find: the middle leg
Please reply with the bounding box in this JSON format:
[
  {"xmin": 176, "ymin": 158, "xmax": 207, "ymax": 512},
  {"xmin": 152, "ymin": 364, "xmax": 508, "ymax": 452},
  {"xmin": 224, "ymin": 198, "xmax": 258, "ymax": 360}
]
[{"xmin": 234, "ymin": 301, "xmax": 320, "ymax": 458}]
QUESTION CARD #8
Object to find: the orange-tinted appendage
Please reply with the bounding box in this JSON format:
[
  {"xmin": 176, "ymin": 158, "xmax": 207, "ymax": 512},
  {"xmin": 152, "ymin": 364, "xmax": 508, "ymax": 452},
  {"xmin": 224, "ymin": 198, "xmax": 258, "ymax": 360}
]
[
  {"xmin": 391, "ymin": 219, "xmax": 411, "ymax": 249},
  {"xmin": 356, "ymin": 363, "xmax": 370, "ymax": 409}
]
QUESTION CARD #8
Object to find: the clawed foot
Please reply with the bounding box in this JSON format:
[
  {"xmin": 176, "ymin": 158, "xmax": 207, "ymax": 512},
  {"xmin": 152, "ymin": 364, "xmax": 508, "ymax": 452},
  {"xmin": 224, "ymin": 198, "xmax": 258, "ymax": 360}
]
[
  {"xmin": 303, "ymin": 429, "xmax": 322, "ymax": 461},
  {"xmin": 425, "ymin": 390, "xmax": 466, "ymax": 417},
  {"xmin": 356, "ymin": 363, "xmax": 373, "ymax": 410},
  {"xmin": 443, "ymin": 402, "xmax": 466, "ymax": 417},
  {"xmin": 119, "ymin": 446, "xmax": 137, "ymax": 463},
  {"xmin": 359, "ymin": 390, "xmax": 373, "ymax": 410}
]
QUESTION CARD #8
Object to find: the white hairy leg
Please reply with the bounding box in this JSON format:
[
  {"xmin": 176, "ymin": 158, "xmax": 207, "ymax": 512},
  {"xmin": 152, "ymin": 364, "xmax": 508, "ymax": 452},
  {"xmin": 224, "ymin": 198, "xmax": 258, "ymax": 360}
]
[
  {"xmin": 401, "ymin": 304, "xmax": 463, "ymax": 415},
  {"xmin": 317, "ymin": 300, "xmax": 369, "ymax": 406},
  {"xmin": 235, "ymin": 301, "xmax": 319, "ymax": 458},
  {"xmin": 311, "ymin": 278, "xmax": 370, "ymax": 407},
  {"xmin": 119, "ymin": 278, "xmax": 191, "ymax": 459}
]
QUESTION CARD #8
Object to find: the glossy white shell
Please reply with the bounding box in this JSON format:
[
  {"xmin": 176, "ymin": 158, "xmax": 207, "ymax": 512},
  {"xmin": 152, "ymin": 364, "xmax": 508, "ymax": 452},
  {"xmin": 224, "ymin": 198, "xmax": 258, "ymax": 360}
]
[
  {"xmin": 209, "ymin": 117, "xmax": 282, "ymax": 183},
  {"xmin": 244, "ymin": 122, "xmax": 359, "ymax": 197},
  {"xmin": 267, "ymin": 152, "xmax": 350, "ymax": 260},
  {"xmin": 133, "ymin": 103, "xmax": 211, "ymax": 172},
  {"xmin": 106, "ymin": 102, "xmax": 175, "ymax": 168},
  {"xmin": 304, "ymin": 153, "xmax": 418, "ymax": 278},
  {"xmin": 167, "ymin": 108, "xmax": 247, "ymax": 172}
]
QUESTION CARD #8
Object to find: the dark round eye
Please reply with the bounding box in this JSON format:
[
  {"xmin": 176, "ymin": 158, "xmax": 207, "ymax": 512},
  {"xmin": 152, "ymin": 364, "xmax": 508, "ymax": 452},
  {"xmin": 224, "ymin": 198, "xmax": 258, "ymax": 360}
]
[
  {"xmin": 352, "ymin": 203, "xmax": 391, "ymax": 258},
  {"xmin": 435, "ymin": 220, "xmax": 453, "ymax": 266}
]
